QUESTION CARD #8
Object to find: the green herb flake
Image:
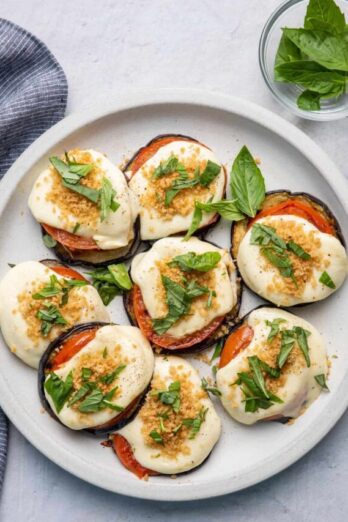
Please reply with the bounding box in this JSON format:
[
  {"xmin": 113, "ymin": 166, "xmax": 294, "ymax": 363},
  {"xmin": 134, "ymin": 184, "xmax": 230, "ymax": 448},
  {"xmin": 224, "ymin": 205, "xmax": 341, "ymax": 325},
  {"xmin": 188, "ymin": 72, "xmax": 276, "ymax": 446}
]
[
  {"xmin": 36, "ymin": 304, "xmax": 68, "ymax": 336},
  {"xmin": 44, "ymin": 371, "xmax": 74, "ymax": 413},
  {"xmin": 319, "ymin": 271, "xmax": 336, "ymax": 289},
  {"xmin": 315, "ymin": 373, "xmax": 329, "ymax": 391},
  {"xmin": 88, "ymin": 263, "xmax": 132, "ymax": 306},
  {"xmin": 149, "ymin": 429, "xmax": 164, "ymax": 445},
  {"xmin": 265, "ymin": 318, "xmax": 286, "ymax": 342},
  {"xmin": 72, "ymin": 223, "xmax": 80, "ymax": 234},
  {"xmin": 210, "ymin": 339, "xmax": 224, "ymax": 363},
  {"xmin": 201, "ymin": 377, "xmax": 222, "ymax": 397},
  {"xmin": 99, "ymin": 177, "xmax": 120, "ymax": 222},
  {"xmin": 287, "ymin": 240, "xmax": 311, "ymax": 260},
  {"xmin": 183, "ymin": 407, "xmax": 208, "ymax": 439},
  {"xmin": 168, "ymin": 251, "xmax": 221, "ymax": 272},
  {"xmin": 43, "ymin": 234, "xmax": 57, "ymax": 248}
]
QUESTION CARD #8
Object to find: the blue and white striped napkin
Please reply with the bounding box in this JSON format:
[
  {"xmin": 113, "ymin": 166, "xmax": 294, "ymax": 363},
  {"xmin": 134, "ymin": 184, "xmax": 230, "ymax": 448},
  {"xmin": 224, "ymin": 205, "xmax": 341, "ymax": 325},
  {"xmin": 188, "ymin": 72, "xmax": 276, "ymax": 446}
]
[{"xmin": 0, "ymin": 18, "xmax": 67, "ymax": 492}]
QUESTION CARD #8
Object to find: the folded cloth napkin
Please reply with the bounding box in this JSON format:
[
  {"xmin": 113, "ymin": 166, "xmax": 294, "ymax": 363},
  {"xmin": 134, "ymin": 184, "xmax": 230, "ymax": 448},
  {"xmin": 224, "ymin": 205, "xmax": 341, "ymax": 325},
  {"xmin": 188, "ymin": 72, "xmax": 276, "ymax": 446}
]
[{"xmin": 0, "ymin": 18, "xmax": 67, "ymax": 492}]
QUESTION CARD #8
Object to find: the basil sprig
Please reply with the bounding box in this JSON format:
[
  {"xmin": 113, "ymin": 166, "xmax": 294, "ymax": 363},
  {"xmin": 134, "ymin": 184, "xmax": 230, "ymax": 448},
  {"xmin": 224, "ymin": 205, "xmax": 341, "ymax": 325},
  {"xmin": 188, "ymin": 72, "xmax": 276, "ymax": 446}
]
[
  {"xmin": 88, "ymin": 263, "xmax": 132, "ymax": 305},
  {"xmin": 44, "ymin": 371, "xmax": 74, "ymax": 413},
  {"xmin": 168, "ymin": 251, "xmax": 221, "ymax": 272},
  {"xmin": 184, "ymin": 145, "xmax": 265, "ymax": 239},
  {"xmin": 201, "ymin": 377, "xmax": 222, "ymax": 397},
  {"xmin": 50, "ymin": 154, "xmax": 120, "ymax": 221},
  {"xmin": 36, "ymin": 304, "xmax": 68, "ymax": 336},
  {"xmin": 152, "ymin": 381, "xmax": 181, "ymax": 413},
  {"xmin": 182, "ymin": 407, "xmax": 208, "ymax": 439},
  {"xmin": 274, "ymin": 0, "xmax": 348, "ymax": 110},
  {"xmin": 319, "ymin": 270, "xmax": 336, "ymax": 289},
  {"xmin": 152, "ymin": 275, "xmax": 209, "ymax": 334}
]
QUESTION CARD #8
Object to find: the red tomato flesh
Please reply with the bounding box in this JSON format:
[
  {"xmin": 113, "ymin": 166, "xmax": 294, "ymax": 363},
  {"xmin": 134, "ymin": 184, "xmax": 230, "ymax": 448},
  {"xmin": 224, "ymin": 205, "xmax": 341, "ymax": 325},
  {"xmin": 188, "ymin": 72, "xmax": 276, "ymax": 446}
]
[
  {"xmin": 113, "ymin": 434, "xmax": 158, "ymax": 479},
  {"xmin": 219, "ymin": 324, "xmax": 254, "ymax": 369},
  {"xmin": 51, "ymin": 328, "xmax": 98, "ymax": 370},
  {"xmin": 42, "ymin": 223, "xmax": 100, "ymax": 251}
]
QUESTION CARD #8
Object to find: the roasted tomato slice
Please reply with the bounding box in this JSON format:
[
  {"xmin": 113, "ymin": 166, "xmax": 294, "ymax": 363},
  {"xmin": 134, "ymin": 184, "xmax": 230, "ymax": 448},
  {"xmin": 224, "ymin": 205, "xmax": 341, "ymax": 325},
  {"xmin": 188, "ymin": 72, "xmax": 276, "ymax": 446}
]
[
  {"xmin": 127, "ymin": 135, "xmax": 198, "ymax": 176},
  {"xmin": 49, "ymin": 265, "xmax": 88, "ymax": 281},
  {"xmin": 51, "ymin": 328, "xmax": 98, "ymax": 370},
  {"xmin": 219, "ymin": 324, "xmax": 254, "ymax": 368},
  {"xmin": 42, "ymin": 224, "xmax": 100, "ymax": 251},
  {"xmin": 250, "ymin": 199, "xmax": 335, "ymax": 235},
  {"xmin": 113, "ymin": 434, "xmax": 158, "ymax": 479},
  {"xmin": 132, "ymin": 285, "xmax": 225, "ymax": 350}
]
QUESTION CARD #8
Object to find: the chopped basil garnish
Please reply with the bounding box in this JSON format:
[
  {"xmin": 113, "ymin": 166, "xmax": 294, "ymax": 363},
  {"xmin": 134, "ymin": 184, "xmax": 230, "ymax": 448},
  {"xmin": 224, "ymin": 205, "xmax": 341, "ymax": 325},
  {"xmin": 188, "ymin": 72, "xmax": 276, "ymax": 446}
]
[
  {"xmin": 36, "ymin": 304, "xmax": 68, "ymax": 336},
  {"xmin": 250, "ymin": 223, "xmax": 287, "ymax": 250},
  {"xmin": 201, "ymin": 377, "xmax": 221, "ymax": 397},
  {"xmin": 185, "ymin": 145, "xmax": 265, "ymax": 239},
  {"xmin": 293, "ymin": 326, "xmax": 311, "ymax": 367},
  {"xmin": 72, "ymin": 222, "xmax": 80, "ymax": 234},
  {"xmin": 182, "ymin": 407, "xmax": 208, "ymax": 439},
  {"xmin": 319, "ymin": 271, "xmax": 336, "ymax": 289},
  {"xmin": 149, "ymin": 430, "xmax": 164, "ymax": 444},
  {"xmin": 99, "ymin": 177, "xmax": 120, "ymax": 222},
  {"xmin": 152, "ymin": 155, "xmax": 187, "ymax": 179},
  {"xmin": 99, "ymin": 364, "xmax": 126, "ymax": 385},
  {"xmin": 210, "ymin": 339, "xmax": 224, "ymax": 363},
  {"xmin": 33, "ymin": 274, "xmax": 87, "ymax": 306},
  {"xmin": 152, "ymin": 275, "xmax": 210, "ymax": 334},
  {"xmin": 266, "ymin": 318, "xmax": 286, "ymax": 342},
  {"xmin": 82, "ymin": 367, "xmax": 93, "ymax": 381},
  {"xmin": 168, "ymin": 251, "xmax": 221, "ymax": 272},
  {"xmin": 43, "ymin": 234, "xmax": 57, "ymax": 248},
  {"xmin": 102, "ymin": 347, "xmax": 108, "ymax": 358},
  {"xmin": 315, "ymin": 373, "xmax": 329, "ymax": 391},
  {"xmin": 45, "ymin": 371, "xmax": 73, "ymax": 413},
  {"xmin": 199, "ymin": 160, "xmax": 222, "ymax": 187},
  {"xmin": 287, "ymin": 240, "xmax": 311, "ymax": 260},
  {"xmin": 88, "ymin": 263, "xmax": 132, "ymax": 305},
  {"xmin": 278, "ymin": 330, "xmax": 296, "ymax": 368},
  {"xmin": 152, "ymin": 381, "xmax": 181, "ymax": 413},
  {"xmin": 78, "ymin": 386, "xmax": 123, "ymax": 413}
]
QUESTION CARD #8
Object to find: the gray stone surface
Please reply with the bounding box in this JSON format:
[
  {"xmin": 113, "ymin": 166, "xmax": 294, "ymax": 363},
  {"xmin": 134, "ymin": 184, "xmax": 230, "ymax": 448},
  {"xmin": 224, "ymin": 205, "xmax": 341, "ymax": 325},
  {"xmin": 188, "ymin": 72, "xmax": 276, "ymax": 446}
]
[{"xmin": 0, "ymin": 1, "xmax": 347, "ymax": 520}]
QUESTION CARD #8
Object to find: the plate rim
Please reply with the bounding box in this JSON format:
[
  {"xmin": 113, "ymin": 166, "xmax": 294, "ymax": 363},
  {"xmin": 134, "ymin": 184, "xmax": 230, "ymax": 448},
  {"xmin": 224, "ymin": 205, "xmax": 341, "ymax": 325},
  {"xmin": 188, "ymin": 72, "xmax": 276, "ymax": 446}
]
[{"xmin": 0, "ymin": 88, "xmax": 347, "ymax": 501}]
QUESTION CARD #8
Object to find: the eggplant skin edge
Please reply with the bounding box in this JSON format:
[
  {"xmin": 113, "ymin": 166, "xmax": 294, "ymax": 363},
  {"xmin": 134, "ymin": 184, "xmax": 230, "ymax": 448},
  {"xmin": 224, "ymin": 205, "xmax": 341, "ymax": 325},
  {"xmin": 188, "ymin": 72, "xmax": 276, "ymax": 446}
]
[
  {"xmin": 122, "ymin": 264, "xmax": 242, "ymax": 354},
  {"xmin": 123, "ymin": 134, "xmax": 226, "ymax": 241},
  {"xmin": 38, "ymin": 322, "xmax": 151, "ymax": 436},
  {"xmin": 230, "ymin": 190, "xmax": 346, "ymax": 307},
  {"xmin": 40, "ymin": 217, "xmax": 141, "ymax": 269}
]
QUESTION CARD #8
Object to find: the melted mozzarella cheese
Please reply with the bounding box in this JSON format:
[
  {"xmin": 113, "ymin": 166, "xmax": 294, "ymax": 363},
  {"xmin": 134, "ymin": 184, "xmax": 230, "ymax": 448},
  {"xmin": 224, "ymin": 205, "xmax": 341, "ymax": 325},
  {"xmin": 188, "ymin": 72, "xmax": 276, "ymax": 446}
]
[
  {"xmin": 118, "ymin": 355, "xmax": 221, "ymax": 474},
  {"xmin": 128, "ymin": 140, "xmax": 225, "ymax": 240},
  {"xmin": 28, "ymin": 149, "xmax": 138, "ymax": 250},
  {"xmin": 131, "ymin": 236, "xmax": 237, "ymax": 338},
  {"xmin": 0, "ymin": 261, "xmax": 110, "ymax": 369},
  {"xmin": 216, "ymin": 307, "xmax": 327, "ymax": 425},
  {"xmin": 45, "ymin": 325, "xmax": 154, "ymax": 430},
  {"xmin": 237, "ymin": 215, "xmax": 348, "ymax": 306}
]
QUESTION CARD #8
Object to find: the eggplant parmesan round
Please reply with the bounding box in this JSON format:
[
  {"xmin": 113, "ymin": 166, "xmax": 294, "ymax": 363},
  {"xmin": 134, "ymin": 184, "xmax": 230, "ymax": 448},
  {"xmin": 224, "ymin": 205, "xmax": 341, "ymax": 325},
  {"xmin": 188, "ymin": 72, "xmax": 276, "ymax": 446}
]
[
  {"xmin": 126, "ymin": 134, "xmax": 226, "ymax": 240},
  {"xmin": 124, "ymin": 236, "xmax": 241, "ymax": 352},
  {"xmin": 216, "ymin": 306, "xmax": 328, "ymax": 425},
  {"xmin": 112, "ymin": 355, "xmax": 221, "ymax": 478},
  {"xmin": 231, "ymin": 191, "xmax": 348, "ymax": 306},
  {"xmin": 39, "ymin": 322, "xmax": 154, "ymax": 433},
  {"xmin": 28, "ymin": 149, "xmax": 139, "ymax": 266},
  {"xmin": 0, "ymin": 260, "xmax": 109, "ymax": 368}
]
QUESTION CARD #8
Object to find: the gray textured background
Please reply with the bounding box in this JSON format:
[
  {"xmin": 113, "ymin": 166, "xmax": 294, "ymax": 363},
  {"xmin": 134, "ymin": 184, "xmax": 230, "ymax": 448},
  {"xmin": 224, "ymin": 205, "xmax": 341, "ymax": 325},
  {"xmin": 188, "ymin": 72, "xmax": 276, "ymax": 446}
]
[{"xmin": 0, "ymin": 1, "xmax": 347, "ymax": 521}]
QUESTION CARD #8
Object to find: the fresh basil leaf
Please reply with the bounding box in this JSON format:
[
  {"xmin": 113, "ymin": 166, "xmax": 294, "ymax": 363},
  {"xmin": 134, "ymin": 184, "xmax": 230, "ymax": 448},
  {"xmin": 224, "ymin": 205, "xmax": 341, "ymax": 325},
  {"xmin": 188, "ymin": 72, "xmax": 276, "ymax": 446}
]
[
  {"xmin": 67, "ymin": 383, "xmax": 91, "ymax": 407},
  {"xmin": 248, "ymin": 356, "xmax": 270, "ymax": 399},
  {"xmin": 108, "ymin": 264, "xmax": 132, "ymax": 291},
  {"xmin": 297, "ymin": 90, "xmax": 322, "ymax": 110},
  {"xmin": 78, "ymin": 388, "xmax": 104, "ymax": 413},
  {"xmin": 62, "ymin": 179, "xmax": 100, "ymax": 203},
  {"xmin": 99, "ymin": 364, "xmax": 126, "ymax": 385},
  {"xmin": 149, "ymin": 430, "xmax": 164, "ymax": 444},
  {"xmin": 183, "ymin": 205, "xmax": 203, "ymax": 240},
  {"xmin": 152, "ymin": 155, "xmax": 187, "ymax": 179},
  {"xmin": 211, "ymin": 339, "xmax": 224, "ymax": 363},
  {"xmin": 275, "ymin": 33, "xmax": 303, "ymax": 77},
  {"xmin": 196, "ymin": 200, "xmax": 245, "ymax": 221},
  {"xmin": 261, "ymin": 247, "xmax": 295, "ymax": 282},
  {"xmin": 101, "ymin": 400, "xmax": 124, "ymax": 412},
  {"xmin": 45, "ymin": 371, "xmax": 74, "ymax": 413},
  {"xmin": 293, "ymin": 326, "xmax": 311, "ymax": 367},
  {"xmin": 201, "ymin": 377, "xmax": 222, "ymax": 397},
  {"xmin": 152, "ymin": 275, "xmax": 190, "ymax": 334},
  {"xmin": 33, "ymin": 275, "xmax": 61, "ymax": 299},
  {"xmin": 258, "ymin": 358, "xmax": 281, "ymax": 379},
  {"xmin": 231, "ymin": 146, "xmax": 266, "ymax": 218},
  {"xmin": 72, "ymin": 222, "xmax": 80, "ymax": 234},
  {"xmin": 250, "ymin": 223, "xmax": 287, "ymax": 249},
  {"xmin": 50, "ymin": 156, "xmax": 94, "ymax": 184},
  {"xmin": 319, "ymin": 270, "xmax": 336, "ymax": 288},
  {"xmin": 315, "ymin": 373, "xmax": 329, "ymax": 390},
  {"xmin": 274, "ymin": 60, "xmax": 346, "ymax": 93},
  {"xmin": 88, "ymin": 264, "xmax": 132, "ymax": 305},
  {"xmin": 82, "ymin": 367, "xmax": 93, "ymax": 381},
  {"xmin": 36, "ymin": 304, "xmax": 67, "ymax": 336},
  {"xmin": 43, "ymin": 234, "xmax": 57, "ymax": 248},
  {"xmin": 99, "ymin": 177, "xmax": 120, "ymax": 221},
  {"xmin": 168, "ymin": 251, "xmax": 221, "ymax": 272},
  {"xmin": 287, "ymin": 240, "xmax": 311, "ymax": 260},
  {"xmin": 278, "ymin": 330, "xmax": 296, "ymax": 368},
  {"xmin": 199, "ymin": 160, "xmax": 221, "ymax": 187},
  {"xmin": 283, "ymin": 28, "xmax": 348, "ymax": 72},
  {"xmin": 185, "ymin": 280, "xmax": 210, "ymax": 299},
  {"xmin": 265, "ymin": 318, "xmax": 286, "ymax": 342},
  {"xmin": 183, "ymin": 407, "xmax": 208, "ymax": 439},
  {"xmin": 304, "ymin": 0, "xmax": 346, "ymax": 35}
]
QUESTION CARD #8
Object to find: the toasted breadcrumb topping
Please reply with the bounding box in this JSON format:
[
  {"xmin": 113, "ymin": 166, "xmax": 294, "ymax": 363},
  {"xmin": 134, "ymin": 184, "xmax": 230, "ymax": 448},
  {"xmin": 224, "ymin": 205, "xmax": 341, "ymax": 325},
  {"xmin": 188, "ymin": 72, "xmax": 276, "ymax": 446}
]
[{"xmin": 140, "ymin": 366, "xmax": 207, "ymax": 459}]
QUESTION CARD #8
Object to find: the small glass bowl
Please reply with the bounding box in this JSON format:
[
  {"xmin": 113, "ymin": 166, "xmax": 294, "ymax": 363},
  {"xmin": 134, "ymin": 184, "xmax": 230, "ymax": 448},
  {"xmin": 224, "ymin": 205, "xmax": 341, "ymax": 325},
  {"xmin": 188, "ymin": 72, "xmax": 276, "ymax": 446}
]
[{"xmin": 259, "ymin": 0, "xmax": 348, "ymax": 121}]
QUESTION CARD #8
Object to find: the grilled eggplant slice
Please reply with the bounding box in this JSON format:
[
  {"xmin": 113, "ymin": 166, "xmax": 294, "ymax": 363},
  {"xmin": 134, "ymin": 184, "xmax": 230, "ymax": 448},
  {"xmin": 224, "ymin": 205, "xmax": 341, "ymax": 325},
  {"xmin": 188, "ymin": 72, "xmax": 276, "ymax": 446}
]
[
  {"xmin": 215, "ymin": 305, "xmax": 328, "ymax": 425},
  {"xmin": 38, "ymin": 322, "xmax": 154, "ymax": 435},
  {"xmin": 123, "ymin": 237, "xmax": 242, "ymax": 353},
  {"xmin": 125, "ymin": 134, "xmax": 227, "ymax": 240},
  {"xmin": 231, "ymin": 190, "xmax": 347, "ymax": 307}
]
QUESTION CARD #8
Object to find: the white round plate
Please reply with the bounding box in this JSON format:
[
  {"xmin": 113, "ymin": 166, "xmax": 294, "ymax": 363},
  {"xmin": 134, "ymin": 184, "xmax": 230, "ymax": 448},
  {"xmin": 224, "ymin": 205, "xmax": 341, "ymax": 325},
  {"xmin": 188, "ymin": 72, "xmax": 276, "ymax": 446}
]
[{"xmin": 0, "ymin": 89, "xmax": 347, "ymax": 501}]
